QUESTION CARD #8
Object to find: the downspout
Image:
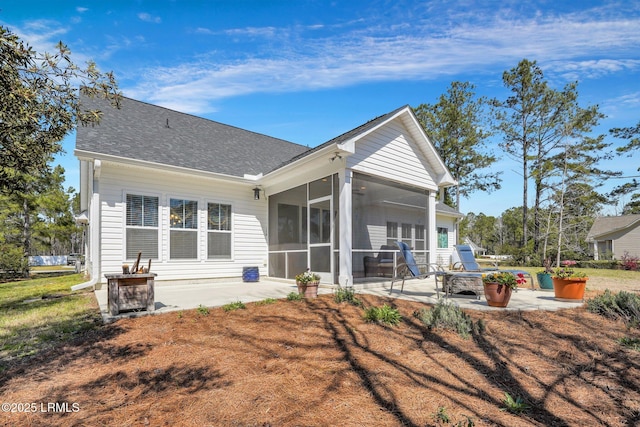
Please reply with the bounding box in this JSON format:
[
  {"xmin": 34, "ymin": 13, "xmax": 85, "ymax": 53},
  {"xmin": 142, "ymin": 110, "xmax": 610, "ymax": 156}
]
[{"xmin": 71, "ymin": 273, "xmax": 98, "ymax": 291}]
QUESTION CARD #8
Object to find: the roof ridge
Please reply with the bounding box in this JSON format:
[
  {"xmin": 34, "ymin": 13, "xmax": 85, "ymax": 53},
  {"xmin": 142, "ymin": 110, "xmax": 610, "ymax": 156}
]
[{"xmin": 84, "ymin": 92, "xmax": 305, "ymax": 149}]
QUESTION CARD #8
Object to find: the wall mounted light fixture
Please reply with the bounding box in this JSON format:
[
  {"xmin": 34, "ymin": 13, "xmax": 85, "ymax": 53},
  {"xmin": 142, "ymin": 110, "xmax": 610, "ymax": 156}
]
[
  {"xmin": 330, "ymin": 152, "xmax": 343, "ymax": 162},
  {"xmin": 253, "ymin": 186, "xmax": 261, "ymax": 200}
]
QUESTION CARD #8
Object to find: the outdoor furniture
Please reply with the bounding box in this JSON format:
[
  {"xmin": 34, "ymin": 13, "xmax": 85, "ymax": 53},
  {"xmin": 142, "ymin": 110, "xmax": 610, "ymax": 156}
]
[
  {"xmin": 105, "ymin": 273, "xmax": 156, "ymax": 315},
  {"xmin": 453, "ymin": 245, "xmax": 534, "ymax": 290},
  {"xmin": 363, "ymin": 245, "xmax": 396, "ymax": 277},
  {"xmin": 442, "ymin": 272, "xmax": 483, "ymax": 299},
  {"xmin": 390, "ymin": 241, "xmax": 443, "ymax": 296}
]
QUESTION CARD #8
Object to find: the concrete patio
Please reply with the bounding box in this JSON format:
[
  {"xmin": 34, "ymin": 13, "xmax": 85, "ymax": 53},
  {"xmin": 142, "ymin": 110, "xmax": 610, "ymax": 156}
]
[{"xmin": 94, "ymin": 276, "xmax": 585, "ymax": 323}]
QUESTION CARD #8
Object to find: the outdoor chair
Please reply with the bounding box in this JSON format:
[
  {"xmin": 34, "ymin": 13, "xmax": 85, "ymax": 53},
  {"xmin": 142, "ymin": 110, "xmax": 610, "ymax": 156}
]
[
  {"xmin": 390, "ymin": 241, "xmax": 444, "ymax": 296},
  {"xmin": 452, "ymin": 245, "xmax": 534, "ymax": 290},
  {"xmin": 363, "ymin": 245, "xmax": 396, "ymax": 277}
]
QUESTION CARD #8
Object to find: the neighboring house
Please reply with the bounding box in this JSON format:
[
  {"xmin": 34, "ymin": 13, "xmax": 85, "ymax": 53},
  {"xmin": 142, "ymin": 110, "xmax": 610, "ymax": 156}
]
[
  {"xmin": 586, "ymin": 215, "xmax": 640, "ymax": 260},
  {"xmin": 75, "ymin": 95, "xmax": 458, "ymax": 287},
  {"xmin": 463, "ymin": 237, "xmax": 486, "ymax": 257}
]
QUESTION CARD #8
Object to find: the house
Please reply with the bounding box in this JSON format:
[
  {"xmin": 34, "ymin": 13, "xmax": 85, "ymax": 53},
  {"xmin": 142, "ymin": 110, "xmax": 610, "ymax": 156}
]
[
  {"xmin": 74, "ymin": 95, "xmax": 458, "ymax": 288},
  {"xmin": 586, "ymin": 215, "xmax": 640, "ymax": 260}
]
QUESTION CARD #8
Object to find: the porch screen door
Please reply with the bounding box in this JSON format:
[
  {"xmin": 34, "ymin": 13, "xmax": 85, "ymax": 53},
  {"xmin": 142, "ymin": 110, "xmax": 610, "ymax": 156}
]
[{"xmin": 308, "ymin": 197, "xmax": 332, "ymax": 283}]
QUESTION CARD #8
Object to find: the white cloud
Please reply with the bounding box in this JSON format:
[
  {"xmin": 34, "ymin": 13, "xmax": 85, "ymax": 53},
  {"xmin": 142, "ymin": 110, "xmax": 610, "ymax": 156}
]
[
  {"xmin": 550, "ymin": 59, "xmax": 640, "ymax": 80},
  {"xmin": 127, "ymin": 10, "xmax": 640, "ymax": 114},
  {"xmin": 76, "ymin": 7, "xmax": 89, "ymax": 13},
  {"xmin": 137, "ymin": 13, "xmax": 161, "ymax": 24}
]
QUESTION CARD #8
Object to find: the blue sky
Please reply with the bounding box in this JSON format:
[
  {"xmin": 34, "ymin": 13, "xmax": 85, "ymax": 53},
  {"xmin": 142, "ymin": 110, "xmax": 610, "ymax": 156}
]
[{"xmin": 2, "ymin": 0, "xmax": 639, "ymax": 216}]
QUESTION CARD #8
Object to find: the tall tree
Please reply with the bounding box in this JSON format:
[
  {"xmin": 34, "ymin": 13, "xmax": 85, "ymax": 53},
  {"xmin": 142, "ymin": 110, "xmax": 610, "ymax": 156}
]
[
  {"xmin": 491, "ymin": 59, "xmax": 608, "ymax": 256},
  {"xmin": 414, "ymin": 81, "xmax": 500, "ymax": 211},
  {"xmin": 609, "ymin": 121, "xmax": 640, "ymax": 213},
  {"xmin": 0, "ymin": 25, "xmax": 120, "ymax": 193},
  {"xmin": 491, "ymin": 60, "xmax": 545, "ymax": 248},
  {"xmin": 1, "ymin": 25, "xmax": 120, "ymax": 274},
  {"xmin": 553, "ymin": 136, "xmax": 613, "ymax": 265},
  {"xmin": 31, "ymin": 166, "xmax": 77, "ymax": 256}
]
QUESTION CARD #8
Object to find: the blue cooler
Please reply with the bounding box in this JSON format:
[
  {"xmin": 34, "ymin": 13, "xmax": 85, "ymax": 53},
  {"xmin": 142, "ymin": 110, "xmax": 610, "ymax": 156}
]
[{"xmin": 242, "ymin": 266, "xmax": 260, "ymax": 282}]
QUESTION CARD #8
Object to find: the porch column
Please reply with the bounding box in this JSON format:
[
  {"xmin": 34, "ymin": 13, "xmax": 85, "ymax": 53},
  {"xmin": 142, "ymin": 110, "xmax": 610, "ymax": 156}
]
[
  {"xmin": 427, "ymin": 190, "xmax": 437, "ymax": 266},
  {"xmin": 338, "ymin": 169, "xmax": 353, "ymax": 286}
]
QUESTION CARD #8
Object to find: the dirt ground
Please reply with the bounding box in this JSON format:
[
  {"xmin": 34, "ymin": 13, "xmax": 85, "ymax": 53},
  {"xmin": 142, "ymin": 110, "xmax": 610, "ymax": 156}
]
[{"xmin": 1, "ymin": 276, "xmax": 640, "ymax": 426}]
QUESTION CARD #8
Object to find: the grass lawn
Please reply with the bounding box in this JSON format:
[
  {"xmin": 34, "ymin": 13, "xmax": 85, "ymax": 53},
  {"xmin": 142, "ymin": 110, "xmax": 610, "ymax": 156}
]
[{"xmin": 0, "ymin": 274, "xmax": 101, "ymax": 366}]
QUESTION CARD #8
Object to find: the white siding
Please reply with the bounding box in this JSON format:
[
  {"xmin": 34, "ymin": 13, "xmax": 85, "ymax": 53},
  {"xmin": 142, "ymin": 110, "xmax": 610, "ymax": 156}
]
[
  {"xmin": 97, "ymin": 162, "xmax": 267, "ymax": 283},
  {"xmin": 347, "ymin": 119, "xmax": 438, "ymax": 191},
  {"xmin": 599, "ymin": 225, "xmax": 640, "ymax": 259}
]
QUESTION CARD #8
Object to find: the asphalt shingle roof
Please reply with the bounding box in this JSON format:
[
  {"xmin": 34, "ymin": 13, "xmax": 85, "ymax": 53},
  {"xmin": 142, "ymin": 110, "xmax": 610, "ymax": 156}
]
[
  {"xmin": 587, "ymin": 214, "xmax": 640, "ymax": 240},
  {"xmin": 76, "ymin": 94, "xmax": 310, "ymax": 177}
]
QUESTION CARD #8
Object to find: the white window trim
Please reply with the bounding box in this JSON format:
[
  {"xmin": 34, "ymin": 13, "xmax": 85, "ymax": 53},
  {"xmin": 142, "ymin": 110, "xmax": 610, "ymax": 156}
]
[
  {"xmin": 168, "ymin": 195, "xmax": 200, "ymax": 262},
  {"xmin": 123, "ymin": 190, "xmax": 161, "ymax": 262},
  {"xmin": 206, "ymin": 200, "xmax": 234, "ymax": 261}
]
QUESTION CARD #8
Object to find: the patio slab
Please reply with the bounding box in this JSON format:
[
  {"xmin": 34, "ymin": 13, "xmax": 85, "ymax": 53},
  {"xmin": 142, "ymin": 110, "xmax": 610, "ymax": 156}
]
[{"xmin": 93, "ymin": 276, "xmax": 585, "ymax": 323}]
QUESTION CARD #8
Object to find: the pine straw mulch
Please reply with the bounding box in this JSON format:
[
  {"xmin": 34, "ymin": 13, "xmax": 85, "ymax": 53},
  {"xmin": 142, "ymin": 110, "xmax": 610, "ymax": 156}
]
[{"xmin": 2, "ymin": 287, "xmax": 640, "ymax": 426}]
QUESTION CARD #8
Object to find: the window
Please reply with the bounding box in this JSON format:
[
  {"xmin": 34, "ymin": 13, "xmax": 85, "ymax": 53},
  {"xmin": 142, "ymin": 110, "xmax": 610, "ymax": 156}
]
[
  {"xmin": 386, "ymin": 221, "xmax": 398, "ymax": 246},
  {"xmin": 170, "ymin": 198, "xmax": 198, "ymax": 259},
  {"xmin": 126, "ymin": 194, "xmax": 159, "ymax": 259},
  {"xmin": 401, "ymin": 223, "xmax": 412, "ymax": 246},
  {"xmin": 415, "ymin": 225, "xmax": 425, "ymax": 250},
  {"xmin": 437, "ymin": 227, "xmax": 449, "ymax": 249},
  {"xmin": 208, "ymin": 203, "xmax": 232, "ymax": 259}
]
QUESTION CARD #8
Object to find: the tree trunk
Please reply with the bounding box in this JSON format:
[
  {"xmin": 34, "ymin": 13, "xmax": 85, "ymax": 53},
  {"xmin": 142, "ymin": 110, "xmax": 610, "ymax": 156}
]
[
  {"xmin": 533, "ymin": 176, "xmax": 543, "ymax": 255},
  {"xmin": 522, "ymin": 155, "xmax": 528, "ymax": 248},
  {"xmin": 22, "ymin": 196, "xmax": 31, "ymax": 278},
  {"xmin": 556, "ymin": 146, "xmax": 569, "ymax": 268}
]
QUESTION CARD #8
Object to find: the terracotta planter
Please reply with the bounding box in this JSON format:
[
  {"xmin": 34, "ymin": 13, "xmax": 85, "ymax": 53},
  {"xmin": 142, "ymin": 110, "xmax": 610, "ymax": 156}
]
[
  {"xmin": 296, "ymin": 281, "xmax": 319, "ymax": 298},
  {"xmin": 536, "ymin": 272, "xmax": 554, "ymax": 290},
  {"xmin": 483, "ymin": 282, "xmax": 512, "ymax": 307},
  {"xmin": 552, "ymin": 277, "xmax": 587, "ymax": 301}
]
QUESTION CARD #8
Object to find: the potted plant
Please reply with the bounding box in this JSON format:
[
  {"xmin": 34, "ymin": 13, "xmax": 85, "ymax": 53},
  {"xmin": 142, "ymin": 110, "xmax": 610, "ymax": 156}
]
[
  {"xmin": 552, "ymin": 267, "xmax": 588, "ymax": 301},
  {"xmin": 482, "ymin": 272, "xmax": 526, "ymax": 307},
  {"xmin": 295, "ymin": 269, "xmax": 321, "ymax": 298},
  {"xmin": 536, "ymin": 258, "xmax": 554, "ymax": 290}
]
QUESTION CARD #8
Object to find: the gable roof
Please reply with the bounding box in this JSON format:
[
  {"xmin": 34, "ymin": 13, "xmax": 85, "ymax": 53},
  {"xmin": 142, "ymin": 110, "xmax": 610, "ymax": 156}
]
[
  {"xmin": 267, "ymin": 105, "xmax": 456, "ymax": 187},
  {"xmin": 586, "ymin": 214, "xmax": 640, "ymax": 241},
  {"xmin": 75, "ymin": 95, "xmax": 310, "ymax": 178},
  {"xmin": 265, "ymin": 105, "xmax": 408, "ymax": 174}
]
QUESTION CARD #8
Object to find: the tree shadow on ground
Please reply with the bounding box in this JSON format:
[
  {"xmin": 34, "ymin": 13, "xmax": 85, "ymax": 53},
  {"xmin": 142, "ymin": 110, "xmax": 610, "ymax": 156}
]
[{"xmin": 312, "ymin": 296, "xmax": 640, "ymax": 426}]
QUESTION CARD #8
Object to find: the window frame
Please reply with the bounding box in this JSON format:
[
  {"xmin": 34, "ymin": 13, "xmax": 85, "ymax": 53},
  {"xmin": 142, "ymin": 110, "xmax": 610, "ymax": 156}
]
[
  {"xmin": 207, "ymin": 201, "xmax": 233, "ymax": 260},
  {"xmin": 386, "ymin": 221, "xmax": 398, "ymax": 247},
  {"xmin": 169, "ymin": 197, "xmax": 199, "ymax": 260},
  {"xmin": 437, "ymin": 227, "xmax": 449, "ymax": 249},
  {"xmin": 124, "ymin": 193, "xmax": 160, "ymax": 261}
]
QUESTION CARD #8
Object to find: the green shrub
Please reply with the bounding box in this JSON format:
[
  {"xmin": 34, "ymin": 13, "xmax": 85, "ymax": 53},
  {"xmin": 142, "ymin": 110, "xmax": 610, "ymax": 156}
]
[
  {"xmin": 286, "ymin": 292, "xmax": 303, "ymax": 301},
  {"xmin": 576, "ymin": 260, "xmax": 620, "ymax": 270},
  {"xmin": 619, "ymin": 336, "xmax": 640, "ymax": 351},
  {"xmin": 255, "ymin": 298, "xmax": 277, "ymax": 306},
  {"xmin": 0, "ymin": 244, "xmax": 28, "ymax": 279},
  {"xmin": 196, "ymin": 304, "xmax": 210, "ymax": 316},
  {"xmin": 334, "ymin": 286, "xmax": 362, "ymax": 306},
  {"xmin": 500, "ymin": 392, "xmax": 530, "ymax": 415},
  {"xmin": 414, "ymin": 300, "xmax": 479, "ymax": 339},
  {"xmin": 363, "ymin": 304, "xmax": 402, "ymax": 326},
  {"xmin": 432, "ymin": 406, "xmax": 475, "ymax": 426},
  {"xmin": 586, "ymin": 290, "xmax": 640, "ymax": 326},
  {"xmin": 222, "ymin": 301, "xmax": 246, "ymax": 311}
]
